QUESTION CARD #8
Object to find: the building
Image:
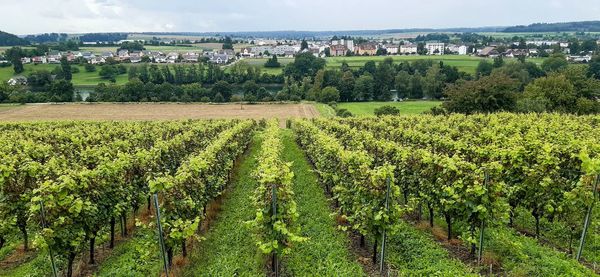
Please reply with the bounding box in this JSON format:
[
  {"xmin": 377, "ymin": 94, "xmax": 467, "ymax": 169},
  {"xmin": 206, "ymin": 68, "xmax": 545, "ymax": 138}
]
[
  {"xmin": 399, "ymin": 44, "xmax": 418, "ymax": 55},
  {"xmin": 32, "ymin": 56, "xmax": 47, "ymax": 64},
  {"xmin": 182, "ymin": 52, "xmax": 200, "ymax": 63},
  {"xmin": 355, "ymin": 43, "xmax": 378, "ymax": 56},
  {"xmin": 20, "ymin": 57, "xmax": 32, "ymax": 64},
  {"xmin": 8, "ymin": 76, "xmax": 27, "ymax": 86},
  {"xmin": 478, "ymin": 46, "xmax": 499, "ymax": 57},
  {"xmin": 426, "ymin": 43, "xmax": 445, "ymax": 55},
  {"xmin": 384, "ymin": 44, "xmax": 399, "ymax": 55},
  {"xmin": 329, "ymin": 44, "xmax": 348, "ymax": 56},
  {"xmin": 331, "ymin": 39, "xmax": 355, "ymax": 52},
  {"xmin": 240, "ymin": 47, "xmax": 254, "ymax": 57},
  {"xmin": 90, "ymin": 57, "xmax": 106, "ymax": 65},
  {"xmin": 568, "ymin": 55, "xmax": 593, "ymax": 63},
  {"xmin": 207, "ymin": 53, "xmax": 230, "ymax": 64},
  {"xmin": 458, "ymin": 45, "xmax": 468, "ymax": 55}
]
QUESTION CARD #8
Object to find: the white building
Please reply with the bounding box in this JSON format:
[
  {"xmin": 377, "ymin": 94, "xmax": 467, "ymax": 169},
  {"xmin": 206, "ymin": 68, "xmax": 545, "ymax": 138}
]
[
  {"xmin": 331, "ymin": 39, "xmax": 355, "ymax": 52},
  {"xmin": 399, "ymin": 44, "xmax": 418, "ymax": 55},
  {"xmin": 384, "ymin": 44, "xmax": 399, "ymax": 55},
  {"xmin": 458, "ymin": 45, "xmax": 468, "ymax": 55},
  {"xmin": 426, "ymin": 43, "xmax": 445, "ymax": 55}
]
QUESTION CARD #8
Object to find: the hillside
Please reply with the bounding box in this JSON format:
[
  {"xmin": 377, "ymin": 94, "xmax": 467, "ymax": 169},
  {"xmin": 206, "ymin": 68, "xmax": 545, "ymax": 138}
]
[
  {"xmin": 0, "ymin": 31, "xmax": 29, "ymax": 46},
  {"xmin": 503, "ymin": 20, "xmax": 600, "ymax": 32}
]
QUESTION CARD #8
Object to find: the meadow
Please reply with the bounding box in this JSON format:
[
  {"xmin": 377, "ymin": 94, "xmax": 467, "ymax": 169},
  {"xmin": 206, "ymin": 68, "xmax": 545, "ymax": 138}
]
[
  {"xmin": 245, "ymin": 55, "xmax": 547, "ymax": 75},
  {"xmin": 336, "ymin": 101, "xmax": 441, "ymax": 116}
]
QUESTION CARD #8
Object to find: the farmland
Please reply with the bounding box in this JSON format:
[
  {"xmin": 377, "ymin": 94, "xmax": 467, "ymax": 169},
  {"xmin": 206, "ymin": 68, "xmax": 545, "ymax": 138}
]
[
  {"xmin": 0, "ymin": 103, "xmax": 319, "ymax": 121},
  {"xmin": 0, "ymin": 113, "xmax": 597, "ymax": 277}
]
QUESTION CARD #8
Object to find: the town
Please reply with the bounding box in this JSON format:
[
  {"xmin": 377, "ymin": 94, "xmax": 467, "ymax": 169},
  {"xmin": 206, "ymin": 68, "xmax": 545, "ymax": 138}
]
[{"xmin": 3, "ymin": 35, "xmax": 599, "ymax": 67}]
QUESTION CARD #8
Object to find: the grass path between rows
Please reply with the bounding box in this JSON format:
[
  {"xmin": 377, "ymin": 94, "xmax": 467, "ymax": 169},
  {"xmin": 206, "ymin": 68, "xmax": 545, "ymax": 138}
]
[
  {"xmin": 280, "ymin": 130, "xmax": 365, "ymax": 276},
  {"xmin": 180, "ymin": 134, "xmax": 264, "ymax": 277}
]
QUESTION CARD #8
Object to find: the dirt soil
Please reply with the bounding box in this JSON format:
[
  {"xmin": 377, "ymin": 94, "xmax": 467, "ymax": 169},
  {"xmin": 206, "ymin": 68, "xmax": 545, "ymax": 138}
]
[{"xmin": 0, "ymin": 103, "xmax": 320, "ymax": 121}]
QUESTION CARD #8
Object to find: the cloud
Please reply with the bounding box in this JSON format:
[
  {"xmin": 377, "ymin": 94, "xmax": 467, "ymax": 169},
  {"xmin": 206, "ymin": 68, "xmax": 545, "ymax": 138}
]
[{"xmin": 0, "ymin": 0, "xmax": 599, "ymax": 34}]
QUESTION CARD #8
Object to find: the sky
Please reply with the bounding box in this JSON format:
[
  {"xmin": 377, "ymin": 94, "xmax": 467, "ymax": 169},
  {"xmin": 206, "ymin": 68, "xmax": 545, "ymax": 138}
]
[{"xmin": 1, "ymin": 0, "xmax": 600, "ymax": 35}]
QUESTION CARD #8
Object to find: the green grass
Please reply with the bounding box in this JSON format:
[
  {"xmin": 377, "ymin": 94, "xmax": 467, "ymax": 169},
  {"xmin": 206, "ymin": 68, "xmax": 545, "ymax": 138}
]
[
  {"xmin": 337, "ymin": 101, "xmax": 441, "ymax": 116},
  {"xmin": 484, "ymin": 227, "xmax": 597, "ymax": 276},
  {"xmin": 181, "ymin": 133, "xmax": 264, "ymax": 277},
  {"xmin": 0, "ymin": 104, "xmax": 23, "ymax": 112},
  {"xmin": 0, "ymin": 64, "xmax": 129, "ymax": 86},
  {"xmin": 313, "ymin": 103, "xmax": 336, "ymax": 118},
  {"xmin": 280, "ymin": 130, "xmax": 365, "ymax": 276},
  {"xmin": 95, "ymin": 224, "xmax": 163, "ymax": 277},
  {"xmin": 245, "ymin": 55, "xmax": 547, "ymax": 75},
  {"xmin": 385, "ymin": 221, "xmax": 477, "ymax": 276},
  {"xmin": 0, "ymin": 249, "xmax": 56, "ymax": 277}
]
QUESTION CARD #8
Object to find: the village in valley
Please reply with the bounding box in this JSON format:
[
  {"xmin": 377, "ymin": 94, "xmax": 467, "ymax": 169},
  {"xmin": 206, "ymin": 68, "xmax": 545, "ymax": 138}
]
[{"xmin": 3, "ymin": 34, "xmax": 599, "ymax": 68}]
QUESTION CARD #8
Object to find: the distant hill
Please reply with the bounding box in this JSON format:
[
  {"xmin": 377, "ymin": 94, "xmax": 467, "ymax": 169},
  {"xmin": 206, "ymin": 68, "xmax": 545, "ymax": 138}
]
[
  {"xmin": 137, "ymin": 27, "xmax": 505, "ymax": 40},
  {"xmin": 0, "ymin": 31, "xmax": 29, "ymax": 46},
  {"xmin": 502, "ymin": 21, "xmax": 600, "ymax": 33}
]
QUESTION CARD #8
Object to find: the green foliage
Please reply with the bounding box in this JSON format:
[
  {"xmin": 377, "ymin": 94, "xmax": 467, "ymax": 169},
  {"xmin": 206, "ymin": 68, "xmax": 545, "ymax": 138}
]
[
  {"xmin": 264, "ymin": 55, "xmax": 281, "ymax": 68},
  {"xmin": 247, "ymin": 121, "xmax": 306, "ymax": 259},
  {"xmin": 373, "ymin": 105, "xmax": 400, "ymax": 116},
  {"xmin": 279, "ymin": 130, "xmax": 365, "ymax": 276},
  {"xmin": 317, "ymin": 86, "xmax": 340, "ymax": 103},
  {"xmin": 443, "ymin": 72, "xmax": 520, "ymax": 114}
]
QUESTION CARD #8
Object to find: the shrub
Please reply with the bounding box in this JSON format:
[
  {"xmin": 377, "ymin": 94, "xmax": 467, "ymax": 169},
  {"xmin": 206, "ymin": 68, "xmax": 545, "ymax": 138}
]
[{"xmin": 374, "ymin": 105, "xmax": 400, "ymax": 116}]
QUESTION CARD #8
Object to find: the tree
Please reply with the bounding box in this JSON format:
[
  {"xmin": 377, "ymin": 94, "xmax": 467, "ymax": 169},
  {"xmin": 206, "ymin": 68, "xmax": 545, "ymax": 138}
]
[
  {"xmin": 541, "ymin": 54, "xmax": 568, "ymax": 73},
  {"xmin": 422, "ymin": 64, "xmax": 446, "ymax": 99},
  {"xmin": 99, "ymin": 65, "xmax": 117, "ymax": 82},
  {"xmin": 339, "ymin": 71, "xmax": 355, "ymax": 102},
  {"xmin": 493, "ymin": 56, "xmax": 504, "ymax": 68},
  {"xmin": 317, "ymin": 86, "xmax": 340, "ymax": 103},
  {"xmin": 301, "ymin": 40, "xmax": 309, "ymax": 50},
  {"xmin": 222, "ymin": 37, "xmax": 234, "ymax": 50},
  {"xmin": 373, "ymin": 59, "xmax": 395, "ymax": 101},
  {"xmin": 307, "ymin": 69, "xmax": 325, "ymax": 101},
  {"xmin": 476, "ymin": 60, "xmax": 493, "ymax": 78},
  {"xmin": 264, "ymin": 55, "xmax": 281, "ymax": 68},
  {"xmin": 374, "ymin": 105, "xmax": 400, "ymax": 116},
  {"xmin": 522, "ymin": 73, "xmax": 577, "ymax": 113},
  {"xmin": 4, "ymin": 47, "xmax": 24, "ymax": 74},
  {"xmin": 394, "ymin": 71, "xmax": 411, "ymax": 99},
  {"xmin": 443, "ymin": 72, "xmax": 520, "ymax": 114},
  {"xmin": 49, "ymin": 79, "xmax": 74, "ymax": 102},
  {"xmin": 353, "ymin": 74, "xmax": 375, "ymax": 101},
  {"xmin": 409, "ymin": 74, "xmax": 423, "ymax": 99},
  {"xmin": 283, "ymin": 52, "xmax": 326, "ymax": 80},
  {"xmin": 61, "ymin": 57, "xmax": 72, "ymax": 81},
  {"xmin": 212, "ymin": 81, "xmax": 233, "ymax": 101},
  {"xmin": 588, "ymin": 55, "xmax": 600, "ymax": 79},
  {"xmin": 85, "ymin": 63, "xmax": 96, "ymax": 72}
]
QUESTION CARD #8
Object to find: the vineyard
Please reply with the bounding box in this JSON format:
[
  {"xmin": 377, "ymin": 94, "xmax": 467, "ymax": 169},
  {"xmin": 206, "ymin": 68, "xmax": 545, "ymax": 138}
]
[{"xmin": 0, "ymin": 114, "xmax": 598, "ymax": 276}]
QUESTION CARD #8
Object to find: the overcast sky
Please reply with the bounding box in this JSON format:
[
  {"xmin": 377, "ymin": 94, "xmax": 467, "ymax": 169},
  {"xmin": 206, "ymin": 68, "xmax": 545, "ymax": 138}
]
[{"xmin": 1, "ymin": 0, "xmax": 600, "ymax": 35}]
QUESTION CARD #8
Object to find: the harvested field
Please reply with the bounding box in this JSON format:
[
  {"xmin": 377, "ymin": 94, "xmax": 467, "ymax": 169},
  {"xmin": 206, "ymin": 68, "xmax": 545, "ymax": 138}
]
[{"xmin": 0, "ymin": 103, "xmax": 320, "ymax": 121}]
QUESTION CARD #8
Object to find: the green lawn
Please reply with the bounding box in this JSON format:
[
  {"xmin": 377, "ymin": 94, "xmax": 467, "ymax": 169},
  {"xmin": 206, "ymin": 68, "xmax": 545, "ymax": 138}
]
[
  {"xmin": 246, "ymin": 55, "xmax": 546, "ymax": 75},
  {"xmin": 313, "ymin": 103, "xmax": 336, "ymax": 117},
  {"xmin": 0, "ymin": 64, "xmax": 129, "ymax": 86},
  {"xmin": 337, "ymin": 101, "xmax": 441, "ymax": 116},
  {"xmin": 281, "ymin": 130, "xmax": 365, "ymax": 276},
  {"xmin": 95, "ymin": 225, "xmax": 163, "ymax": 277},
  {"xmin": 181, "ymin": 133, "xmax": 264, "ymax": 277}
]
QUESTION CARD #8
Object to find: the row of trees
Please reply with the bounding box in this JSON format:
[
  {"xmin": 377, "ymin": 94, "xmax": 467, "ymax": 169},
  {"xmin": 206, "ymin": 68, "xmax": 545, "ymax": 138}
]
[{"xmin": 443, "ymin": 55, "xmax": 600, "ymax": 114}]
